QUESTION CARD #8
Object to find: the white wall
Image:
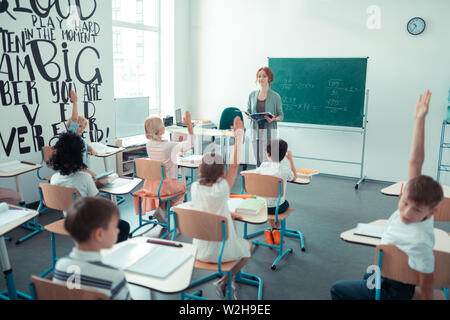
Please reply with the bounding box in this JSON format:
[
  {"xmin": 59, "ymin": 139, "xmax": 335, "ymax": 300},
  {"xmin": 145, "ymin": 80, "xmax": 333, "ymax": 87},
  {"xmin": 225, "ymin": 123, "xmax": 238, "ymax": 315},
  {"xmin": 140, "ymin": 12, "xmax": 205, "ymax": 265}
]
[
  {"xmin": 186, "ymin": 0, "xmax": 450, "ymax": 182},
  {"xmin": 0, "ymin": 2, "xmax": 114, "ymax": 202}
]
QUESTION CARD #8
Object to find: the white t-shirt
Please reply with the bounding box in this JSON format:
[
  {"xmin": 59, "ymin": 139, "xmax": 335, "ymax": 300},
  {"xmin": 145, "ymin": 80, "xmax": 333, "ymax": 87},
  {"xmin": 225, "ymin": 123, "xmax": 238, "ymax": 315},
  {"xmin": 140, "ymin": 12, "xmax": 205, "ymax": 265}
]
[
  {"xmin": 253, "ymin": 159, "xmax": 295, "ymax": 208},
  {"xmin": 50, "ymin": 171, "xmax": 98, "ymax": 197},
  {"xmin": 380, "ymin": 210, "xmax": 435, "ymax": 274},
  {"xmin": 146, "ymin": 137, "xmax": 192, "ymax": 180},
  {"xmin": 190, "ymin": 178, "xmax": 251, "ymax": 263}
]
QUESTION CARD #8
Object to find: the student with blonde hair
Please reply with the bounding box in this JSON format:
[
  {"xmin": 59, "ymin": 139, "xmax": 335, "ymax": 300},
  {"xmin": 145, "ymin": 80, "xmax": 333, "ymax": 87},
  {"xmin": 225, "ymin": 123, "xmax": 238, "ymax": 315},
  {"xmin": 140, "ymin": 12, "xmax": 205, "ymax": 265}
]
[{"xmin": 133, "ymin": 111, "xmax": 194, "ymax": 223}]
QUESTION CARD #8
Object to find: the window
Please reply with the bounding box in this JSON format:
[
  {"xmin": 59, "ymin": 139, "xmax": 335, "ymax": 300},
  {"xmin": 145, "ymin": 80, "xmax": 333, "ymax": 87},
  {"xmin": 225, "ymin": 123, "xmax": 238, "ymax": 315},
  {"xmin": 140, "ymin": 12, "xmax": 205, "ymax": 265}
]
[{"xmin": 112, "ymin": 0, "xmax": 160, "ymax": 112}]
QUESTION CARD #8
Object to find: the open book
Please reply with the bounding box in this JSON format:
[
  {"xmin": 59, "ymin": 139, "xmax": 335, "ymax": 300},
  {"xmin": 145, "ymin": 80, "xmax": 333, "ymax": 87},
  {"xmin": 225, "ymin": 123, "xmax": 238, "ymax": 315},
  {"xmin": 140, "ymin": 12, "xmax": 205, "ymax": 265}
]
[
  {"xmin": 0, "ymin": 160, "xmax": 33, "ymax": 173},
  {"xmin": 90, "ymin": 142, "xmax": 121, "ymax": 155},
  {"xmin": 0, "ymin": 202, "xmax": 32, "ymax": 227},
  {"xmin": 102, "ymin": 242, "xmax": 192, "ymax": 279},
  {"xmin": 244, "ymin": 111, "xmax": 274, "ymax": 125}
]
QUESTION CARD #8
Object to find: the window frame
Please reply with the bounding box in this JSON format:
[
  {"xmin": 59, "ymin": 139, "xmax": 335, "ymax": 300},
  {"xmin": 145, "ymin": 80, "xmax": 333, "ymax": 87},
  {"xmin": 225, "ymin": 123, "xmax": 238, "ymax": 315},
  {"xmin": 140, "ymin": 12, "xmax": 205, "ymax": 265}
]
[{"xmin": 112, "ymin": 0, "xmax": 161, "ymax": 113}]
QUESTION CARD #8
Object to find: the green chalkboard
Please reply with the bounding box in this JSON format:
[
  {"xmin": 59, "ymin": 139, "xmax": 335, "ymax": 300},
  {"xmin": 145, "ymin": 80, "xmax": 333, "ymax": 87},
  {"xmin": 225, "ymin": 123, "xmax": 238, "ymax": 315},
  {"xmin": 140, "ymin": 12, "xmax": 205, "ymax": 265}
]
[{"xmin": 268, "ymin": 58, "xmax": 368, "ymax": 128}]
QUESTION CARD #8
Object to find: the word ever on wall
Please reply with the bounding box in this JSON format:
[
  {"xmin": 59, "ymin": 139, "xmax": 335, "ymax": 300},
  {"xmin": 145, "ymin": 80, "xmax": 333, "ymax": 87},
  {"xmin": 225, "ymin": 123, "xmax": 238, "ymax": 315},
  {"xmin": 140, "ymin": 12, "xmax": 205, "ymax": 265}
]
[{"xmin": 0, "ymin": 0, "xmax": 113, "ymax": 157}]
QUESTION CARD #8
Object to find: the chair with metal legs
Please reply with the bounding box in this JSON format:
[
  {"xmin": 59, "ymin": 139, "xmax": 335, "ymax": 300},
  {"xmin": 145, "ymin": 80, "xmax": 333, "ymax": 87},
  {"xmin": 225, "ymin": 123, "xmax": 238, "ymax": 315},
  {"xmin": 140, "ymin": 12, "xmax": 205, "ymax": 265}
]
[
  {"xmin": 15, "ymin": 147, "xmax": 56, "ymax": 245},
  {"xmin": 374, "ymin": 244, "xmax": 449, "ymax": 300},
  {"xmin": 173, "ymin": 206, "xmax": 263, "ymax": 300},
  {"xmin": 131, "ymin": 158, "xmax": 185, "ymax": 240},
  {"xmin": 240, "ymin": 172, "xmax": 305, "ymax": 270},
  {"xmin": 37, "ymin": 183, "xmax": 78, "ymax": 277}
]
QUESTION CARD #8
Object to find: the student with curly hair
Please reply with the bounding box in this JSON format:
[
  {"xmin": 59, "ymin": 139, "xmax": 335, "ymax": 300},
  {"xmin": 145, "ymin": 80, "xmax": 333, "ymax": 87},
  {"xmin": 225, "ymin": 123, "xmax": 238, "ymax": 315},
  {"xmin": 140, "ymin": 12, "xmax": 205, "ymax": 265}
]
[{"xmin": 49, "ymin": 131, "xmax": 130, "ymax": 242}]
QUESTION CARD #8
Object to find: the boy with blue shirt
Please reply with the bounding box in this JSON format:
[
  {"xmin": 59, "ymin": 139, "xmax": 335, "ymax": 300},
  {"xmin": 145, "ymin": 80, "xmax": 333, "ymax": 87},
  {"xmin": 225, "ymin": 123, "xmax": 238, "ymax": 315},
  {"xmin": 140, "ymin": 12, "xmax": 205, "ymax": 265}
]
[
  {"xmin": 330, "ymin": 90, "xmax": 443, "ymax": 300},
  {"xmin": 67, "ymin": 90, "xmax": 97, "ymax": 167}
]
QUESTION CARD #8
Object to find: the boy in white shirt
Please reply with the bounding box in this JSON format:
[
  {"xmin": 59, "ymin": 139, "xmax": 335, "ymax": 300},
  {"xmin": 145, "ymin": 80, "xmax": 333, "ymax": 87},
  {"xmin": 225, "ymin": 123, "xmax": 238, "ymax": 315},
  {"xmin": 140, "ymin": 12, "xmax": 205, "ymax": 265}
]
[
  {"xmin": 254, "ymin": 139, "xmax": 296, "ymax": 246},
  {"xmin": 330, "ymin": 90, "xmax": 443, "ymax": 300}
]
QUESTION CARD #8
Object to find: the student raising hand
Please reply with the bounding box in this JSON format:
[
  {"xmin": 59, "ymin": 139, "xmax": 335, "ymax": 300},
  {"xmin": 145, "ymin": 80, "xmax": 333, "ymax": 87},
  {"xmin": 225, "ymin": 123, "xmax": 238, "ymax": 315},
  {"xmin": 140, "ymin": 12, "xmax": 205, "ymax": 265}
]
[
  {"xmin": 231, "ymin": 116, "xmax": 244, "ymax": 138},
  {"xmin": 69, "ymin": 89, "xmax": 77, "ymax": 103},
  {"xmin": 415, "ymin": 89, "xmax": 431, "ymax": 120}
]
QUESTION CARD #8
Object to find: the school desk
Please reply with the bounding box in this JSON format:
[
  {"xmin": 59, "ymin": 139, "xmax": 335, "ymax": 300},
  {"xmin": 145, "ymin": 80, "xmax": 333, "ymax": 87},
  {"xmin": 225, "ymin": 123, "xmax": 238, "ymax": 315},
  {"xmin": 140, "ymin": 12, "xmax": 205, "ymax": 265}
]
[
  {"xmin": 0, "ymin": 161, "xmax": 43, "ymax": 244},
  {"xmin": 99, "ymin": 176, "xmax": 143, "ymax": 204},
  {"xmin": 0, "ymin": 206, "xmax": 39, "ymax": 300},
  {"xmin": 381, "ymin": 181, "xmax": 450, "ymax": 222},
  {"xmin": 101, "ymin": 236, "xmax": 197, "ymax": 295},
  {"xmin": 340, "ymin": 219, "xmax": 450, "ymax": 253},
  {"xmin": 165, "ymin": 126, "xmax": 234, "ymax": 161},
  {"xmin": 92, "ymin": 146, "xmax": 125, "ymax": 172}
]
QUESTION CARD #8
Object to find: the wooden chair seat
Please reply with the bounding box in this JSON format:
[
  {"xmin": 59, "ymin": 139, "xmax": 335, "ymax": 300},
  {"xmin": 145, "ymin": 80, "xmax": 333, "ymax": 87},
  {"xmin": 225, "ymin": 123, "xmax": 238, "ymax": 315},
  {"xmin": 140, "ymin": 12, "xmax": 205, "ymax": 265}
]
[
  {"xmin": 44, "ymin": 219, "xmax": 69, "ymax": 236},
  {"xmin": 134, "ymin": 190, "xmax": 185, "ymax": 201},
  {"xmin": 267, "ymin": 208, "xmax": 295, "ymax": 221},
  {"xmin": 195, "ymin": 259, "xmax": 240, "ymax": 272}
]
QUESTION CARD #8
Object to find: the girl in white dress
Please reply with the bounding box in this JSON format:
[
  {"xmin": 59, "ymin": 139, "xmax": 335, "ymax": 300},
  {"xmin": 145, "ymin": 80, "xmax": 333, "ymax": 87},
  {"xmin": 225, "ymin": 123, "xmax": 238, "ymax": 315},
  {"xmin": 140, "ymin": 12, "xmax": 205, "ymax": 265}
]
[{"xmin": 190, "ymin": 116, "xmax": 251, "ymax": 299}]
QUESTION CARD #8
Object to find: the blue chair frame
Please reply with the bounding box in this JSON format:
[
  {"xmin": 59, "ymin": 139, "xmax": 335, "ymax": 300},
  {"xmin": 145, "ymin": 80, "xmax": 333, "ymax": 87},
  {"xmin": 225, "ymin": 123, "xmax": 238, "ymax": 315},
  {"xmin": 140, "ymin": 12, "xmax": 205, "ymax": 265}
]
[
  {"xmin": 15, "ymin": 147, "xmax": 55, "ymax": 245},
  {"xmin": 240, "ymin": 173, "xmax": 305, "ymax": 270},
  {"xmin": 173, "ymin": 208, "xmax": 263, "ymax": 300},
  {"xmin": 130, "ymin": 159, "xmax": 184, "ymax": 240},
  {"xmin": 37, "ymin": 185, "xmax": 77, "ymax": 278}
]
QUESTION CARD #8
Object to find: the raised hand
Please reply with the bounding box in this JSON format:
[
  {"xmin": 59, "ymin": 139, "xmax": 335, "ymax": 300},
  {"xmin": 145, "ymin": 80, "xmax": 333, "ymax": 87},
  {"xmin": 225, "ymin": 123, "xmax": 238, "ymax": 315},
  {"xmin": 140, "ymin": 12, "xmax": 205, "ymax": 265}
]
[
  {"xmin": 415, "ymin": 90, "xmax": 431, "ymax": 120},
  {"xmin": 285, "ymin": 150, "xmax": 293, "ymax": 160},
  {"xmin": 183, "ymin": 111, "xmax": 192, "ymax": 125},
  {"xmin": 231, "ymin": 116, "xmax": 244, "ymax": 137},
  {"xmin": 69, "ymin": 90, "xmax": 78, "ymax": 104}
]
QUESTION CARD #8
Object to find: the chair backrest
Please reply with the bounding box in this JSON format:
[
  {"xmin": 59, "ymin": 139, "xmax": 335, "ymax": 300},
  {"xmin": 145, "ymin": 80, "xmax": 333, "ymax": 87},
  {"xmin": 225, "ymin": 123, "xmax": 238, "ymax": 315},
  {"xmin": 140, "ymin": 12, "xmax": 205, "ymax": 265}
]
[
  {"xmin": 30, "ymin": 275, "xmax": 109, "ymax": 300},
  {"xmin": 41, "ymin": 146, "xmax": 55, "ymax": 164},
  {"xmin": 241, "ymin": 172, "xmax": 283, "ymax": 198},
  {"xmin": 134, "ymin": 158, "xmax": 165, "ymax": 181},
  {"xmin": 219, "ymin": 107, "xmax": 243, "ymax": 130},
  {"xmin": 39, "ymin": 183, "xmax": 80, "ymax": 211},
  {"xmin": 434, "ymin": 197, "xmax": 450, "ymax": 222},
  {"xmin": 374, "ymin": 244, "xmax": 450, "ymax": 288},
  {"xmin": 173, "ymin": 206, "xmax": 228, "ymax": 242}
]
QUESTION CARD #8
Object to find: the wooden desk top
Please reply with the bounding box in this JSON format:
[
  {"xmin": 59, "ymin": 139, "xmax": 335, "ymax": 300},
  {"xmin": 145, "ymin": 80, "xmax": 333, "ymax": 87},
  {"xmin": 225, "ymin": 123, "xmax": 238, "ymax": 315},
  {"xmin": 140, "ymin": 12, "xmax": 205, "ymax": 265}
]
[
  {"xmin": 166, "ymin": 126, "xmax": 233, "ymax": 137},
  {"xmin": 0, "ymin": 163, "xmax": 42, "ymax": 178},
  {"xmin": 101, "ymin": 237, "xmax": 197, "ymax": 293},
  {"xmin": 381, "ymin": 181, "xmax": 450, "ymax": 197},
  {"xmin": 92, "ymin": 146, "xmax": 125, "ymax": 158},
  {"xmin": 0, "ymin": 207, "xmax": 39, "ymax": 236},
  {"xmin": 340, "ymin": 219, "xmax": 450, "ymax": 253},
  {"xmin": 99, "ymin": 177, "xmax": 143, "ymax": 195}
]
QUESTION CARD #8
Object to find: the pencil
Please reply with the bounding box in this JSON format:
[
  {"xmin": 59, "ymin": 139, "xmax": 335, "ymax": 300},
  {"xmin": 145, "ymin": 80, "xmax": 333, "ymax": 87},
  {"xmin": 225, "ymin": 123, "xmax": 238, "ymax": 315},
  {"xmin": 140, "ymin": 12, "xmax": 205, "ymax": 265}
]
[{"xmin": 400, "ymin": 183, "xmax": 403, "ymax": 195}]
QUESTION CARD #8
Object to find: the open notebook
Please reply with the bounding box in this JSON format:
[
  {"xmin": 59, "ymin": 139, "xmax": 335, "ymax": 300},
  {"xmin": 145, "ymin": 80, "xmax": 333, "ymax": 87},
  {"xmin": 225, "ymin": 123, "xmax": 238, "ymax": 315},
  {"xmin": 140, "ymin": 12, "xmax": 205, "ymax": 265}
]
[
  {"xmin": 353, "ymin": 223, "xmax": 385, "ymax": 239},
  {"xmin": 102, "ymin": 242, "xmax": 192, "ymax": 279}
]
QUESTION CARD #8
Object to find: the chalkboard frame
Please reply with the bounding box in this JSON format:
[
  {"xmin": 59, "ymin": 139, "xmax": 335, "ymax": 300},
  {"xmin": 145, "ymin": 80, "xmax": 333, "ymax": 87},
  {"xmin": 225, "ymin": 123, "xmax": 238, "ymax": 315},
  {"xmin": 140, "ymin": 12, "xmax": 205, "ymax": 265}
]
[{"xmin": 268, "ymin": 57, "xmax": 368, "ymax": 129}]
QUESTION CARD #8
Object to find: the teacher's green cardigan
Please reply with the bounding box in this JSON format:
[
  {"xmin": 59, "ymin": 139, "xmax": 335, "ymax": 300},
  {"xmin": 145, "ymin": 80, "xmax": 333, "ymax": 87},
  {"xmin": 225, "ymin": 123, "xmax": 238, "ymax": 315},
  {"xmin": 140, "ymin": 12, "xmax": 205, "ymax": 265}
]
[{"xmin": 246, "ymin": 88, "xmax": 284, "ymax": 140}]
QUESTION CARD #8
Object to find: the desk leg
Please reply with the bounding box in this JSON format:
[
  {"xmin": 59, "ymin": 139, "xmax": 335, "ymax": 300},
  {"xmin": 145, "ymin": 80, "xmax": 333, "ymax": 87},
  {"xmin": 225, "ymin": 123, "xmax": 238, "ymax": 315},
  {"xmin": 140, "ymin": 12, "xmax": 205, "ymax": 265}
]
[
  {"xmin": 0, "ymin": 236, "xmax": 17, "ymax": 300},
  {"xmin": 14, "ymin": 176, "xmax": 25, "ymax": 205},
  {"xmin": 103, "ymin": 157, "xmax": 108, "ymax": 172}
]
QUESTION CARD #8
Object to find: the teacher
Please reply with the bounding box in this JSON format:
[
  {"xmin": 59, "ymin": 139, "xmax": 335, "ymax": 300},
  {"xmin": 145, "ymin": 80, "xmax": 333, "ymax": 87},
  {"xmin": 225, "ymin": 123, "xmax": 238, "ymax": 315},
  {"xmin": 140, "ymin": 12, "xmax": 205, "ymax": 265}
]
[{"xmin": 246, "ymin": 67, "xmax": 284, "ymax": 166}]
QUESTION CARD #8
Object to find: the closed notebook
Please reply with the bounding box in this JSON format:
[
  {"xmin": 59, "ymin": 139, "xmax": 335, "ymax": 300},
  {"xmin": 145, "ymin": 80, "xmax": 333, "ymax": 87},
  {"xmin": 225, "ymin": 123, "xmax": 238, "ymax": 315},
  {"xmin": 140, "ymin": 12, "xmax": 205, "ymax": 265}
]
[
  {"xmin": 127, "ymin": 246, "xmax": 192, "ymax": 279},
  {"xmin": 354, "ymin": 223, "xmax": 385, "ymax": 239},
  {"xmin": 236, "ymin": 198, "xmax": 266, "ymax": 215}
]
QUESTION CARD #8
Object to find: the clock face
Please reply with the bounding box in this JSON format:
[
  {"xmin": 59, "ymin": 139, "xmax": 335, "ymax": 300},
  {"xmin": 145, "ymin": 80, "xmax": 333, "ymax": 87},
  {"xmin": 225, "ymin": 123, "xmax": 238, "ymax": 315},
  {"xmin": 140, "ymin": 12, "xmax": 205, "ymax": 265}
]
[{"xmin": 407, "ymin": 17, "xmax": 426, "ymax": 35}]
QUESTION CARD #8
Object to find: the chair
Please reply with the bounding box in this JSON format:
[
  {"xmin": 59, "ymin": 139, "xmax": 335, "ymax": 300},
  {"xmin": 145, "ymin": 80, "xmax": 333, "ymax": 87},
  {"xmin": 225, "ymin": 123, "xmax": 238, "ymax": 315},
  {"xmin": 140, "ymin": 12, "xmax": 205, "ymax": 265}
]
[
  {"xmin": 38, "ymin": 183, "xmax": 78, "ymax": 277},
  {"xmin": 15, "ymin": 146, "xmax": 56, "ymax": 245},
  {"xmin": 36, "ymin": 146, "xmax": 55, "ymax": 182},
  {"xmin": 374, "ymin": 244, "xmax": 450, "ymax": 300},
  {"xmin": 30, "ymin": 275, "xmax": 109, "ymax": 300},
  {"xmin": 434, "ymin": 197, "xmax": 450, "ymax": 222},
  {"xmin": 240, "ymin": 172, "xmax": 305, "ymax": 270},
  {"xmin": 173, "ymin": 206, "xmax": 263, "ymax": 300},
  {"xmin": 131, "ymin": 158, "xmax": 185, "ymax": 240},
  {"xmin": 219, "ymin": 107, "xmax": 243, "ymax": 130}
]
